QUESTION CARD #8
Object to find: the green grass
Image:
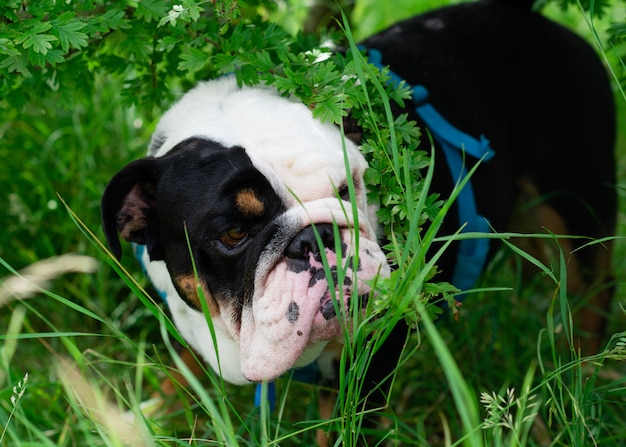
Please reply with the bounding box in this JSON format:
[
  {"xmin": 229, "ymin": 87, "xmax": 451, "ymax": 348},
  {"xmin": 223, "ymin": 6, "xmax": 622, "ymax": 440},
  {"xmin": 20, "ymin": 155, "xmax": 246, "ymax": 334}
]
[{"xmin": 2, "ymin": 1, "xmax": 626, "ymax": 446}]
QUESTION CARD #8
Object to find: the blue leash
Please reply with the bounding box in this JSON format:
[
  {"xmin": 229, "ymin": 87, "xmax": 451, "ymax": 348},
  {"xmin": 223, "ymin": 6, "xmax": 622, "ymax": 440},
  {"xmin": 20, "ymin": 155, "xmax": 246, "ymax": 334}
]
[{"xmin": 365, "ymin": 48, "xmax": 495, "ymax": 297}]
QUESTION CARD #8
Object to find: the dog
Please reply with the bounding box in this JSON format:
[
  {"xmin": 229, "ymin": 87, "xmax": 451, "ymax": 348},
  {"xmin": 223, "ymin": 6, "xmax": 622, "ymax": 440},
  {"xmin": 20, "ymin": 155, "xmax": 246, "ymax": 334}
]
[
  {"xmin": 101, "ymin": 0, "xmax": 616, "ymax": 440},
  {"xmin": 101, "ymin": 76, "xmax": 391, "ymax": 384}
]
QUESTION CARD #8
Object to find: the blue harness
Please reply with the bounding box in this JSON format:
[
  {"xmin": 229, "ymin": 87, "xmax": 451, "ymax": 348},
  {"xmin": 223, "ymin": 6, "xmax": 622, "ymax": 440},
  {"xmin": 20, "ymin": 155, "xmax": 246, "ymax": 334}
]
[{"xmin": 365, "ymin": 48, "xmax": 494, "ymax": 296}]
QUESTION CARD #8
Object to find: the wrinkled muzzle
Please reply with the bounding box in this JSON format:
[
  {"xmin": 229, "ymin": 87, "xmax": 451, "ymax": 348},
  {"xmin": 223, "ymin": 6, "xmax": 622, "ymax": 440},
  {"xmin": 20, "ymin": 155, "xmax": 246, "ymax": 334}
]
[{"xmin": 237, "ymin": 199, "xmax": 390, "ymax": 382}]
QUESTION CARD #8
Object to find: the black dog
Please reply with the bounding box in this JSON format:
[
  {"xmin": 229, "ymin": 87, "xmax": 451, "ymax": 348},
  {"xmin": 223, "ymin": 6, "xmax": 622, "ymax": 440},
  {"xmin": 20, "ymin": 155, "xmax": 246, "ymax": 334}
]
[
  {"xmin": 102, "ymin": 0, "xmax": 616, "ymax": 442},
  {"xmin": 361, "ymin": 0, "xmax": 616, "ymax": 346}
]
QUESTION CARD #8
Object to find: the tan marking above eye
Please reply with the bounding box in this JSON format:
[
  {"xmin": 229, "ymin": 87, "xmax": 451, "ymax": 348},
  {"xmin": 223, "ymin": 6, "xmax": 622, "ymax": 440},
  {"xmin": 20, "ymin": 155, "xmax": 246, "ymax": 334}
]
[
  {"xmin": 220, "ymin": 227, "xmax": 248, "ymax": 249},
  {"xmin": 175, "ymin": 274, "xmax": 220, "ymax": 315},
  {"xmin": 235, "ymin": 188, "xmax": 265, "ymax": 215}
]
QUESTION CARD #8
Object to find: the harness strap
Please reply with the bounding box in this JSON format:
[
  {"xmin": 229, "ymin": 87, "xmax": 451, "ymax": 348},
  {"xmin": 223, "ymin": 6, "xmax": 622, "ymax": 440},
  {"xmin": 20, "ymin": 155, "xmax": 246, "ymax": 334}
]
[
  {"xmin": 133, "ymin": 243, "xmax": 167, "ymax": 302},
  {"xmin": 365, "ymin": 48, "xmax": 494, "ymax": 297}
]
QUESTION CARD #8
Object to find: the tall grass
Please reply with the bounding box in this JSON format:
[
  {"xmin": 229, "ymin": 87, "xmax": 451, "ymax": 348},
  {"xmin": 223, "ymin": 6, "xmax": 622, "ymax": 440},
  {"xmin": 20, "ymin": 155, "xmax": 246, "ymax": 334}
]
[{"xmin": 1, "ymin": 2, "xmax": 626, "ymax": 447}]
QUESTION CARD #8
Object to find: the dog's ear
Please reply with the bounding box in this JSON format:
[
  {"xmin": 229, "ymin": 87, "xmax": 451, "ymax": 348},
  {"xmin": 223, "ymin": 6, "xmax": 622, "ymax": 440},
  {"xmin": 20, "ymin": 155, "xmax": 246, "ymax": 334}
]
[{"xmin": 101, "ymin": 158, "xmax": 162, "ymax": 260}]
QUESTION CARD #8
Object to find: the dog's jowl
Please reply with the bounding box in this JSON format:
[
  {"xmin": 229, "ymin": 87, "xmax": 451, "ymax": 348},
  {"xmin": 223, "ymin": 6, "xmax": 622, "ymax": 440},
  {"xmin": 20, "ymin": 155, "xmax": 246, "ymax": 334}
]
[{"xmin": 101, "ymin": 0, "xmax": 617, "ymax": 436}]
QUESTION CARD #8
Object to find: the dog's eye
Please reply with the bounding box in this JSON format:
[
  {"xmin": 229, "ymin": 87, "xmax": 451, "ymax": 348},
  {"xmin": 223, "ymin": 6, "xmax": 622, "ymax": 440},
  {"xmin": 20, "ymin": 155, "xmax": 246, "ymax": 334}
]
[{"xmin": 219, "ymin": 227, "xmax": 248, "ymax": 249}]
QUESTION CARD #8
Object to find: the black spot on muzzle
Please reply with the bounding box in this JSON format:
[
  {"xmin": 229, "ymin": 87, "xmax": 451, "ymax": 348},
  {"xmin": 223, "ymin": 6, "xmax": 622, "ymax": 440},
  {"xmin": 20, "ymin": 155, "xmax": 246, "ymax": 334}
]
[
  {"xmin": 287, "ymin": 301, "xmax": 299, "ymax": 323},
  {"xmin": 319, "ymin": 292, "xmax": 369, "ymax": 321}
]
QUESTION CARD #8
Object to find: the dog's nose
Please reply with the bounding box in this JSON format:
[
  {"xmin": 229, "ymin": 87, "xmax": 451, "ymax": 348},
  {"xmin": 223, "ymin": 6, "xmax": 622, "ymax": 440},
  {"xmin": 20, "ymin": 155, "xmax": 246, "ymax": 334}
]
[{"xmin": 285, "ymin": 224, "xmax": 336, "ymax": 260}]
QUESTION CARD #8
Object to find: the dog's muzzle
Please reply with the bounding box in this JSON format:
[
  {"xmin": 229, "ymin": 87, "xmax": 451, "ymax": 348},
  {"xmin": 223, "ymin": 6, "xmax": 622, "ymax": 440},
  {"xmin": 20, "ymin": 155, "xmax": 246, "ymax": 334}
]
[{"xmin": 237, "ymin": 199, "xmax": 389, "ymax": 382}]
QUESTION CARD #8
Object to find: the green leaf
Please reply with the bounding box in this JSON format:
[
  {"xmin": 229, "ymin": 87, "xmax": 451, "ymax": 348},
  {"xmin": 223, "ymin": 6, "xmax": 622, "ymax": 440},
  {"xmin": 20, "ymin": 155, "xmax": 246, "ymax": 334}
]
[
  {"xmin": 86, "ymin": 9, "xmax": 130, "ymax": 36},
  {"xmin": 51, "ymin": 12, "xmax": 89, "ymax": 52},
  {"xmin": 25, "ymin": 33, "xmax": 58, "ymax": 54},
  {"xmin": 29, "ymin": 48, "xmax": 66, "ymax": 68},
  {"xmin": 135, "ymin": 0, "xmax": 168, "ymax": 23},
  {"xmin": 0, "ymin": 38, "xmax": 21, "ymax": 57},
  {"xmin": 117, "ymin": 30, "xmax": 153, "ymax": 60},
  {"xmin": 0, "ymin": 0, "xmax": 22, "ymax": 21},
  {"xmin": 16, "ymin": 21, "xmax": 57, "ymax": 54},
  {"xmin": 0, "ymin": 54, "xmax": 31, "ymax": 77},
  {"xmin": 184, "ymin": 0, "xmax": 205, "ymax": 21},
  {"xmin": 178, "ymin": 46, "xmax": 210, "ymax": 73},
  {"xmin": 608, "ymin": 22, "xmax": 626, "ymax": 41}
]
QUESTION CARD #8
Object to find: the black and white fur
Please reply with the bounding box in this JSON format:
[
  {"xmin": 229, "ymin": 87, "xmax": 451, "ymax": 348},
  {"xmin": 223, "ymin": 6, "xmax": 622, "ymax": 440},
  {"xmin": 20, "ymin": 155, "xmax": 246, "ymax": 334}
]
[{"xmin": 102, "ymin": 77, "xmax": 390, "ymax": 384}]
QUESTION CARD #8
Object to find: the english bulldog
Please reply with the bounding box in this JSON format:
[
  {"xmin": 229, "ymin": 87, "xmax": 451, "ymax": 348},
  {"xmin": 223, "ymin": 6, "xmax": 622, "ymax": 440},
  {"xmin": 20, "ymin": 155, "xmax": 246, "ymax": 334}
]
[{"xmin": 101, "ymin": 76, "xmax": 390, "ymax": 384}]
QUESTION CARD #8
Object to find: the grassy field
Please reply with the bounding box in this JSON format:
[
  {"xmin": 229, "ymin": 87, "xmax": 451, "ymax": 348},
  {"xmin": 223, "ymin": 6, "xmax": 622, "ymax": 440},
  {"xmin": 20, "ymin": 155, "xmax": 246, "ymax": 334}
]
[{"xmin": 1, "ymin": 1, "xmax": 625, "ymax": 446}]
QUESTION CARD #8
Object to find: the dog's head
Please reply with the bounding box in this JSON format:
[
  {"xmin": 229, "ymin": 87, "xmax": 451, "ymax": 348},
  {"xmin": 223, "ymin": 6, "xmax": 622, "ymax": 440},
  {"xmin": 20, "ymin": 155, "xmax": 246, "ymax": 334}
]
[{"xmin": 101, "ymin": 77, "xmax": 389, "ymax": 383}]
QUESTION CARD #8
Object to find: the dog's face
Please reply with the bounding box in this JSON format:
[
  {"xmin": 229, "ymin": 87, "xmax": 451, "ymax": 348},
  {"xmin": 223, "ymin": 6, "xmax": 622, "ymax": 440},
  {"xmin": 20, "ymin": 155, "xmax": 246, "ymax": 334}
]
[{"xmin": 101, "ymin": 77, "xmax": 389, "ymax": 384}]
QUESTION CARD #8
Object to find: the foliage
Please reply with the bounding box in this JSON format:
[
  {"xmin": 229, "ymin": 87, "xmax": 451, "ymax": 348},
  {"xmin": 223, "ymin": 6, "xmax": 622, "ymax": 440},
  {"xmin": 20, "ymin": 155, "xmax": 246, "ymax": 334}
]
[
  {"xmin": 607, "ymin": 19, "xmax": 626, "ymax": 91},
  {"xmin": 553, "ymin": 0, "xmax": 614, "ymax": 17},
  {"xmin": 0, "ymin": 0, "xmax": 444, "ymax": 303},
  {"xmin": 0, "ymin": 0, "xmax": 359, "ymax": 115},
  {"xmin": 1, "ymin": 0, "xmax": 625, "ymax": 446}
]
